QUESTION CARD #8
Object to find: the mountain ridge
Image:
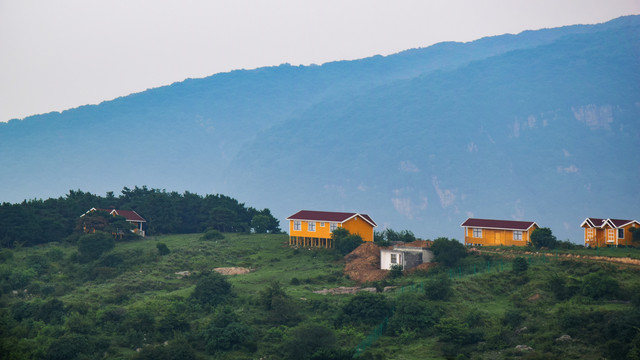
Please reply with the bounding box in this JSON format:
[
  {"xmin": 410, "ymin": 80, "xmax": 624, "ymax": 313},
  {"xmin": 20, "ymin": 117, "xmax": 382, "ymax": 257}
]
[{"xmin": 1, "ymin": 15, "xmax": 638, "ymax": 242}]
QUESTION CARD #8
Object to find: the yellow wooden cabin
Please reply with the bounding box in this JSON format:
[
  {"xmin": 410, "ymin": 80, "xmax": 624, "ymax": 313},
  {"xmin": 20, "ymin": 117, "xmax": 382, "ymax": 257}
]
[
  {"xmin": 461, "ymin": 218, "xmax": 538, "ymax": 247},
  {"xmin": 286, "ymin": 210, "xmax": 377, "ymax": 248},
  {"xmin": 581, "ymin": 218, "xmax": 639, "ymax": 247}
]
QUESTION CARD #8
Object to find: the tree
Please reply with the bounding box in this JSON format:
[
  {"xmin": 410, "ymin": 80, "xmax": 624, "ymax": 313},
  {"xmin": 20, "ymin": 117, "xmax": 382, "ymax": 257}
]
[
  {"xmin": 77, "ymin": 232, "xmax": 115, "ymax": 261},
  {"xmin": 251, "ymin": 209, "xmax": 281, "ymax": 233},
  {"xmin": 388, "ymin": 293, "xmax": 440, "ymax": 335},
  {"xmin": 191, "ymin": 271, "xmax": 232, "ymax": 306},
  {"xmin": 431, "ymin": 237, "xmax": 467, "ymax": 267},
  {"xmin": 530, "ymin": 227, "xmax": 557, "ymax": 249},
  {"xmin": 332, "ymin": 228, "xmax": 363, "ymax": 255}
]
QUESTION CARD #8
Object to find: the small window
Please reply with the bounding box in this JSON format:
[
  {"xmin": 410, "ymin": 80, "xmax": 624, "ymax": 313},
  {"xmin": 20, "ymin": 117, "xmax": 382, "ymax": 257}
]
[
  {"xmin": 308, "ymin": 221, "xmax": 316, "ymax": 232},
  {"xmin": 473, "ymin": 228, "xmax": 482, "ymax": 238},
  {"xmin": 330, "ymin": 223, "xmax": 337, "ymax": 232},
  {"xmin": 320, "ymin": 222, "xmax": 325, "ymax": 227},
  {"xmin": 293, "ymin": 221, "xmax": 301, "ymax": 231},
  {"xmin": 390, "ymin": 254, "xmax": 397, "ymax": 264},
  {"xmin": 513, "ymin": 230, "xmax": 522, "ymax": 240},
  {"xmin": 618, "ymin": 228, "xmax": 625, "ymax": 239}
]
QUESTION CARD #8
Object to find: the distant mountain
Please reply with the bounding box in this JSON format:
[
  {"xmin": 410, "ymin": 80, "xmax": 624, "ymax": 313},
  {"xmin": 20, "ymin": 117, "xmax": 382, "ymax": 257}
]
[{"xmin": 1, "ymin": 15, "xmax": 638, "ymax": 242}]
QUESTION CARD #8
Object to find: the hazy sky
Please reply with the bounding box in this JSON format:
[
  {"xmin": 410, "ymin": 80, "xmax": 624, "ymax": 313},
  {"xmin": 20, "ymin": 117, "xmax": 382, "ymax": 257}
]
[{"xmin": 1, "ymin": 0, "xmax": 639, "ymax": 122}]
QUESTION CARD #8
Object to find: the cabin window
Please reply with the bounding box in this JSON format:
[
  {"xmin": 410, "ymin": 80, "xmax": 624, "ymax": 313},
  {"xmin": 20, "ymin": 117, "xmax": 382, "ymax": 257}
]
[
  {"xmin": 308, "ymin": 221, "xmax": 316, "ymax": 232},
  {"xmin": 513, "ymin": 231, "xmax": 522, "ymax": 240},
  {"xmin": 473, "ymin": 228, "xmax": 482, "ymax": 238},
  {"xmin": 320, "ymin": 222, "xmax": 325, "ymax": 227},
  {"xmin": 390, "ymin": 254, "xmax": 397, "ymax": 264},
  {"xmin": 293, "ymin": 221, "xmax": 301, "ymax": 231},
  {"xmin": 618, "ymin": 228, "xmax": 625, "ymax": 239},
  {"xmin": 330, "ymin": 222, "xmax": 337, "ymax": 231}
]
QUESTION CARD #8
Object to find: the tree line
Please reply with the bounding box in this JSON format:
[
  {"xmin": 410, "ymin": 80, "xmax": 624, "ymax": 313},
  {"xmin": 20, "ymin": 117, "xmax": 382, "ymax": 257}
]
[{"xmin": 0, "ymin": 186, "xmax": 280, "ymax": 248}]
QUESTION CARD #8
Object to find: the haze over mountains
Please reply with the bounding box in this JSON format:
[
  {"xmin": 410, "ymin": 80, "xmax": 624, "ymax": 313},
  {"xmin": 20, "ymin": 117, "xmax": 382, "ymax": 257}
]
[{"xmin": 1, "ymin": 15, "xmax": 638, "ymax": 242}]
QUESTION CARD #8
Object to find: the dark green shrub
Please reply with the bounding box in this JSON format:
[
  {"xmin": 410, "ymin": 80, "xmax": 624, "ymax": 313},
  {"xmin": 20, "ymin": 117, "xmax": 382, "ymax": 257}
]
[
  {"xmin": 77, "ymin": 232, "xmax": 114, "ymax": 261},
  {"xmin": 284, "ymin": 323, "xmax": 337, "ymax": 360},
  {"xmin": 258, "ymin": 282, "xmax": 301, "ymax": 325},
  {"xmin": 435, "ymin": 317, "xmax": 472, "ymax": 345},
  {"xmin": 424, "ymin": 273, "xmax": 453, "ymax": 300},
  {"xmin": 201, "ymin": 229, "xmax": 224, "ymax": 241},
  {"xmin": 338, "ymin": 292, "xmax": 391, "ymax": 326},
  {"xmin": 202, "ymin": 307, "xmax": 253, "ymax": 353},
  {"xmin": 502, "ymin": 308, "xmax": 524, "ymax": 329},
  {"xmin": 45, "ymin": 334, "xmax": 92, "ymax": 360},
  {"xmin": 191, "ymin": 271, "xmax": 232, "ymax": 306},
  {"xmin": 388, "ymin": 264, "xmax": 403, "ymax": 279},
  {"xmin": 156, "ymin": 243, "xmax": 170, "ymax": 255},
  {"xmin": 581, "ymin": 271, "xmax": 619, "ymax": 299},
  {"xmin": 290, "ymin": 277, "xmax": 301, "ymax": 285},
  {"xmin": 388, "ymin": 293, "xmax": 440, "ymax": 335},
  {"xmin": 512, "ymin": 257, "xmax": 528, "ymax": 273}
]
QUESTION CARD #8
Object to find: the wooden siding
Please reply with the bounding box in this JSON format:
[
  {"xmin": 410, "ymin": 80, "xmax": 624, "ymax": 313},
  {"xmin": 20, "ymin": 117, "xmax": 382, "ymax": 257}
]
[
  {"xmin": 464, "ymin": 226, "xmax": 536, "ymax": 247},
  {"xmin": 288, "ymin": 214, "xmax": 375, "ymax": 247},
  {"xmin": 584, "ymin": 223, "xmax": 637, "ymax": 247}
]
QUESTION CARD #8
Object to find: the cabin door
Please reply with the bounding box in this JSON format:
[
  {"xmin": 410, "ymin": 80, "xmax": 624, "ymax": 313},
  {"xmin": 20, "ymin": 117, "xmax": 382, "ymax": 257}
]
[{"xmin": 494, "ymin": 232, "xmax": 502, "ymax": 246}]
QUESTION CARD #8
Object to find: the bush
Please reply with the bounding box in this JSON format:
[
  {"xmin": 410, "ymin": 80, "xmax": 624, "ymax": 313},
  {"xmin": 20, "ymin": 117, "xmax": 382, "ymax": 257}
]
[
  {"xmin": 435, "ymin": 317, "xmax": 472, "ymax": 345},
  {"xmin": 512, "ymin": 257, "xmax": 528, "ymax": 273},
  {"xmin": 201, "ymin": 229, "xmax": 225, "ymax": 241},
  {"xmin": 156, "ymin": 243, "xmax": 170, "ymax": 255},
  {"xmin": 258, "ymin": 281, "xmax": 300, "ymax": 325},
  {"xmin": 191, "ymin": 271, "xmax": 232, "ymax": 306},
  {"xmin": 424, "ymin": 273, "xmax": 453, "ymax": 300},
  {"xmin": 338, "ymin": 292, "xmax": 391, "ymax": 326},
  {"xmin": 202, "ymin": 307, "xmax": 253, "ymax": 353},
  {"xmin": 77, "ymin": 232, "xmax": 115, "ymax": 261},
  {"xmin": 388, "ymin": 264, "xmax": 403, "ymax": 279},
  {"xmin": 283, "ymin": 323, "xmax": 337, "ymax": 360},
  {"xmin": 581, "ymin": 271, "xmax": 619, "ymax": 299},
  {"xmin": 431, "ymin": 238, "xmax": 467, "ymax": 267},
  {"xmin": 388, "ymin": 293, "xmax": 440, "ymax": 335}
]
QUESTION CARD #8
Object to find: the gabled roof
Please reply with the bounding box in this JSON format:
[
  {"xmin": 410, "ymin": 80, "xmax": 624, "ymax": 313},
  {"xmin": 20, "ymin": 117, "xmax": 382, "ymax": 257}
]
[
  {"xmin": 287, "ymin": 210, "xmax": 377, "ymax": 227},
  {"xmin": 581, "ymin": 217, "xmax": 606, "ymax": 228},
  {"xmin": 82, "ymin": 208, "xmax": 146, "ymax": 222},
  {"xmin": 460, "ymin": 218, "xmax": 538, "ymax": 231},
  {"xmin": 581, "ymin": 217, "xmax": 638, "ymax": 229}
]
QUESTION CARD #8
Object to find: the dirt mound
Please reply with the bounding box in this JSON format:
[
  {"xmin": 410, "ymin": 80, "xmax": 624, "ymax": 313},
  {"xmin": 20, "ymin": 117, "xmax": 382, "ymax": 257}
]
[
  {"xmin": 214, "ymin": 267, "xmax": 251, "ymax": 275},
  {"xmin": 344, "ymin": 243, "xmax": 388, "ymax": 283}
]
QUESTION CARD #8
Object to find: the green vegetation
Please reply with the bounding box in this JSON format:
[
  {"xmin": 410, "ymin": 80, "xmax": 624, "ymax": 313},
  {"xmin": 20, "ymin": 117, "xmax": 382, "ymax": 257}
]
[
  {"xmin": 0, "ymin": 187, "xmax": 280, "ymax": 248},
  {"xmin": 1, "ymin": 232, "xmax": 640, "ymax": 359}
]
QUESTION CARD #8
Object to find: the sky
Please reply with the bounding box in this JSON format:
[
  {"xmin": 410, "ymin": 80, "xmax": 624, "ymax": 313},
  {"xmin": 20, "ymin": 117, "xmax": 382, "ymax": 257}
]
[{"xmin": 1, "ymin": 0, "xmax": 639, "ymax": 122}]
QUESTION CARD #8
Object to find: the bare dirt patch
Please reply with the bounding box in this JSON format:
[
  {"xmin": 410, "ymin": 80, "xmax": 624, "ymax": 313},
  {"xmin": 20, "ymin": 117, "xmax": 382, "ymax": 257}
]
[{"xmin": 214, "ymin": 267, "xmax": 251, "ymax": 275}]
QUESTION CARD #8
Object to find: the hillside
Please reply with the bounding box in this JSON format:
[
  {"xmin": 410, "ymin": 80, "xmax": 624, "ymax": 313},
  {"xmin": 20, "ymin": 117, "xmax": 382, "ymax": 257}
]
[
  {"xmin": 1, "ymin": 15, "xmax": 639, "ymax": 242},
  {"xmin": 1, "ymin": 234, "xmax": 640, "ymax": 359}
]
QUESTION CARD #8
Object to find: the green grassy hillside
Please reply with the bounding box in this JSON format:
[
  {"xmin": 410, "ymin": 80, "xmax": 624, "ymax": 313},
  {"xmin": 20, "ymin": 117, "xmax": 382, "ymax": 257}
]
[{"xmin": 1, "ymin": 234, "xmax": 640, "ymax": 359}]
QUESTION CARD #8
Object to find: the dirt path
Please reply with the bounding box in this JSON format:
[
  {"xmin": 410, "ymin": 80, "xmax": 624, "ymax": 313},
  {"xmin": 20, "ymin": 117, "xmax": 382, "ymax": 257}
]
[{"xmin": 476, "ymin": 249, "xmax": 640, "ymax": 268}]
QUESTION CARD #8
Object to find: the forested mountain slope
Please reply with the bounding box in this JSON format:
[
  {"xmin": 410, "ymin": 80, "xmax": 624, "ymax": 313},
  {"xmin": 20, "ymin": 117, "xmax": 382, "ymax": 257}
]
[{"xmin": 1, "ymin": 15, "xmax": 638, "ymax": 241}]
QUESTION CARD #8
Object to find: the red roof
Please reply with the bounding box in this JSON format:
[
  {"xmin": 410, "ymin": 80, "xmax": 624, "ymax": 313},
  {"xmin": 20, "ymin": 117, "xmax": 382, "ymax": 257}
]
[
  {"xmin": 86, "ymin": 208, "xmax": 146, "ymax": 222},
  {"xmin": 460, "ymin": 218, "xmax": 537, "ymax": 231},
  {"xmin": 287, "ymin": 210, "xmax": 377, "ymax": 227},
  {"xmin": 582, "ymin": 217, "xmax": 638, "ymax": 228}
]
